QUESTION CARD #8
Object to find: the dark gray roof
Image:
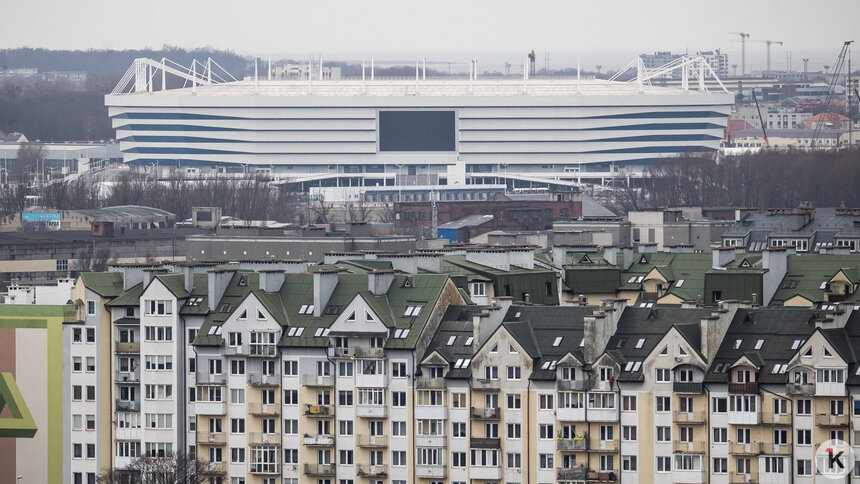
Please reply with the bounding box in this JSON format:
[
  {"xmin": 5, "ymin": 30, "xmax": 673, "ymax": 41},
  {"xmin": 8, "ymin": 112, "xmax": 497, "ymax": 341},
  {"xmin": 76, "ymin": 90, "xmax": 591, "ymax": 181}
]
[
  {"xmin": 580, "ymin": 194, "xmax": 618, "ymax": 219},
  {"xmin": 722, "ymin": 208, "xmax": 860, "ymax": 252},
  {"xmin": 423, "ymin": 305, "xmax": 485, "ymax": 379}
]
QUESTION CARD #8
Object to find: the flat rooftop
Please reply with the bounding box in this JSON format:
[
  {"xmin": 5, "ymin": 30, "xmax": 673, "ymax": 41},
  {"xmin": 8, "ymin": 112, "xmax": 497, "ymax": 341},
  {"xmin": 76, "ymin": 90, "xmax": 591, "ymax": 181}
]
[{"xmin": 112, "ymin": 79, "xmax": 724, "ymax": 98}]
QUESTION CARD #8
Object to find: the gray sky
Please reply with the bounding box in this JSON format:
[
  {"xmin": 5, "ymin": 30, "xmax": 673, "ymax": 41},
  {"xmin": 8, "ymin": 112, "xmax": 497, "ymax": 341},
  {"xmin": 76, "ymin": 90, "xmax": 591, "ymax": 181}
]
[{"xmin": 2, "ymin": 0, "xmax": 858, "ymax": 71}]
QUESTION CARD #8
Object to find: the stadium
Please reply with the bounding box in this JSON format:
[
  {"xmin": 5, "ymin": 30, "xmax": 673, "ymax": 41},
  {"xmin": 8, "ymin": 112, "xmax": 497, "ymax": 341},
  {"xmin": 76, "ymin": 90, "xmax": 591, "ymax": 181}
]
[{"xmin": 105, "ymin": 57, "xmax": 733, "ymax": 190}]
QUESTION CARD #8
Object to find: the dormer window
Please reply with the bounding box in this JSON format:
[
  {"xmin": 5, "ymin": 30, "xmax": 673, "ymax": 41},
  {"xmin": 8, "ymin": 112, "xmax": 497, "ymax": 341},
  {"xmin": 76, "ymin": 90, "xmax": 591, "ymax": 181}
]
[
  {"xmin": 561, "ymin": 367, "xmax": 575, "ymax": 381},
  {"xmin": 735, "ymin": 369, "xmax": 751, "ymax": 383},
  {"xmin": 429, "ymin": 367, "xmax": 444, "ymax": 378},
  {"xmin": 599, "ymin": 367, "xmax": 614, "ymax": 382}
]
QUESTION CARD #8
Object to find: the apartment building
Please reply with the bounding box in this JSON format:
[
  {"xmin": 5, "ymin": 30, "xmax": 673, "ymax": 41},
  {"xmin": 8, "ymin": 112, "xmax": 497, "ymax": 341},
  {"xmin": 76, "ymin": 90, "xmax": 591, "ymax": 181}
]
[{"xmin": 67, "ymin": 258, "xmax": 860, "ymax": 484}]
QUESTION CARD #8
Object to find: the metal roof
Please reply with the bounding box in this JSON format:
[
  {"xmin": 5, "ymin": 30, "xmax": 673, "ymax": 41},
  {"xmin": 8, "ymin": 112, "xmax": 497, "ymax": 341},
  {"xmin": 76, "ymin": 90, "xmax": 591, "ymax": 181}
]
[{"xmin": 70, "ymin": 205, "xmax": 175, "ymax": 221}]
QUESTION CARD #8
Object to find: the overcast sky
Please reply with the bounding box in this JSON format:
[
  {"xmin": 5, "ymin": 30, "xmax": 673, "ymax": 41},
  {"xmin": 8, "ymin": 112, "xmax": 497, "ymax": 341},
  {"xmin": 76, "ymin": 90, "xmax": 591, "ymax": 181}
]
[{"xmin": 2, "ymin": 0, "xmax": 858, "ymax": 71}]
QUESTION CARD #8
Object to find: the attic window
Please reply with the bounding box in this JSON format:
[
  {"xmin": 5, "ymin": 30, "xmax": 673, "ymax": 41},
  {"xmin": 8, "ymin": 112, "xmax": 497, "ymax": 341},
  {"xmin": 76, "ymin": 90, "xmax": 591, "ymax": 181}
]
[
  {"xmin": 740, "ymin": 259, "xmax": 752, "ymax": 268},
  {"xmin": 639, "ymin": 255, "xmax": 648, "ymax": 264},
  {"xmin": 553, "ymin": 337, "xmax": 563, "ymax": 347},
  {"xmin": 659, "ymin": 346, "xmax": 668, "ymax": 356},
  {"xmin": 579, "ymin": 339, "xmax": 585, "ymax": 348},
  {"xmin": 803, "ymin": 347, "xmax": 812, "ymax": 357},
  {"xmin": 186, "ymin": 297, "xmax": 204, "ymax": 306},
  {"xmin": 635, "ymin": 338, "xmax": 646, "ymax": 349},
  {"xmin": 675, "ymin": 279, "xmax": 685, "ymax": 288},
  {"xmin": 257, "ymin": 309, "xmax": 266, "ymax": 320},
  {"xmin": 490, "ymin": 344, "xmax": 498, "ymax": 353},
  {"xmin": 314, "ymin": 328, "xmax": 324, "ymax": 337},
  {"xmin": 632, "ymin": 361, "xmax": 642, "ymax": 371},
  {"xmin": 616, "ymin": 339, "xmax": 625, "ymax": 349},
  {"xmin": 454, "ymin": 358, "xmax": 471, "ymax": 369},
  {"xmin": 791, "ymin": 340, "xmax": 802, "ymax": 350},
  {"xmin": 346, "ymin": 311, "xmax": 356, "ymax": 322},
  {"xmin": 855, "ymin": 366, "xmax": 860, "ymax": 376},
  {"xmin": 541, "ymin": 361, "xmax": 550, "ymax": 370},
  {"xmin": 464, "ymin": 337, "xmax": 473, "ymax": 346},
  {"xmin": 238, "ymin": 276, "xmax": 247, "ymax": 286},
  {"xmin": 323, "ymin": 305, "xmax": 342, "ymax": 316},
  {"xmin": 549, "ymin": 360, "xmax": 558, "ymax": 370},
  {"xmin": 771, "ymin": 364, "xmax": 788, "ymax": 374},
  {"xmin": 403, "ymin": 305, "xmax": 423, "ymax": 317},
  {"xmin": 628, "ymin": 276, "xmax": 637, "ymax": 283},
  {"xmin": 580, "ymin": 254, "xmax": 592, "ymax": 263},
  {"xmin": 754, "ymin": 339, "xmax": 764, "ymax": 350},
  {"xmin": 218, "ymin": 303, "xmax": 236, "ymax": 313},
  {"xmin": 509, "ymin": 345, "xmax": 518, "ymax": 354},
  {"xmin": 298, "ymin": 305, "xmax": 314, "ymax": 315},
  {"xmin": 515, "ymin": 312, "xmax": 521, "ymax": 319},
  {"xmin": 394, "ymin": 329, "xmax": 410, "ymax": 339},
  {"xmin": 207, "ymin": 326, "xmax": 222, "ymax": 335},
  {"xmin": 238, "ymin": 309, "xmax": 247, "ymax": 320},
  {"xmin": 824, "ymin": 347, "xmax": 833, "ymax": 357},
  {"xmin": 678, "ymin": 345, "xmax": 688, "ymax": 357},
  {"xmin": 447, "ymin": 336, "xmax": 456, "ymax": 346},
  {"xmin": 733, "ymin": 340, "xmax": 742, "ymax": 350},
  {"xmin": 819, "ymin": 281, "xmax": 828, "ymax": 290},
  {"xmin": 636, "ymin": 276, "xmax": 644, "ymax": 283},
  {"xmin": 624, "ymin": 362, "xmax": 634, "ymax": 371},
  {"xmin": 781, "ymin": 279, "xmax": 798, "ymax": 289},
  {"xmin": 402, "ymin": 278, "xmax": 412, "ymax": 288},
  {"xmin": 287, "ymin": 327, "xmax": 305, "ymax": 337},
  {"xmin": 366, "ymin": 311, "xmax": 376, "ymax": 322}
]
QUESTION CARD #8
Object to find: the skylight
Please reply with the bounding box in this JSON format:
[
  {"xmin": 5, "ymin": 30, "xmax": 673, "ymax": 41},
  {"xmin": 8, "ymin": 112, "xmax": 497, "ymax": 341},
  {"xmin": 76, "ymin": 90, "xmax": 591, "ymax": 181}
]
[
  {"xmin": 464, "ymin": 337, "xmax": 473, "ymax": 346},
  {"xmin": 635, "ymin": 338, "xmax": 645, "ymax": 349},
  {"xmin": 403, "ymin": 305, "xmax": 423, "ymax": 317},
  {"xmin": 675, "ymin": 279, "xmax": 685, "ymax": 287},
  {"xmin": 553, "ymin": 337, "xmax": 563, "ymax": 347},
  {"xmin": 624, "ymin": 362, "xmax": 634, "ymax": 371},
  {"xmin": 791, "ymin": 340, "xmax": 802, "ymax": 350},
  {"xmin": 579, "ymin": 338, "xmax": 585, "ymax": 348},
  {"xmin": 298, "ymin": 304, "xmax": 314, "ymax": 315},
  {"xmin": 314, "ymin": 328, "xmax": 324, "ymax": 337},
  {"xmin": 628, "ymin": 276, "xmax": 637, "ymax": 283},
  {"xmin": 632, "ymin": 361, "xmax": 642, "ymax": 371},
  {"xmin": 754, "ymin": 340, "xmax": 764, "ymax": 350},
  {"xmin": 447, "ymin": 336, "xmax": 456, "ymax": 346},
  {"xmin": 393, "ymin": 329, "xmax": 410, "ymax": 339},
  {"xmin": 734, "ymin": 339, "xmax": 742, "ymax": 349}
]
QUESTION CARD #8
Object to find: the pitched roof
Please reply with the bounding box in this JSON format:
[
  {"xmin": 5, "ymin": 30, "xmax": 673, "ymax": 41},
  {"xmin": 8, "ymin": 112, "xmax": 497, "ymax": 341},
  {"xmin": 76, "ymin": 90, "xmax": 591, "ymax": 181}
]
[
  {"xmin": 771, "ymin": 254, "xmax": 860, "ymax": 305},
  {"xmin": 79, "ymin": 273, "xmax": 124, "ymax": 297},
  {"xmin": 421, "ymin": 305, "xmax": 484, "ymax": 379}
]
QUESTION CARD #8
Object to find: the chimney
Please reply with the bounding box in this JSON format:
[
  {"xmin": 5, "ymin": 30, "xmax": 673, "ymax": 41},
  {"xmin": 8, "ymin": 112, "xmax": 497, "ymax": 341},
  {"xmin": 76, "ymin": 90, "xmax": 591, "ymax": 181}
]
[
  {"xmin": 415, "ymin": 253, "xmax": 443, "ymax": 273},
  {"xmin": 713, "ymin": 247, "xmax": 737, "ymax": 268},
  {"xmin": 368, "ymin": 270, "xmax": 395, "ymax": 296},
  {"xmin": 143, "ymin": 268, "xmax": 167, "ymax": 287},
  {"xmin": 552, "ymin": 245, "xmax": 572, "ymax": 268},
  {"xmin": 119, "ymin": 265, "xmax": 147, "ymax": 290},
  {"xmin": 509, "ymin": 248, "xmax": 535, "ymax": 270},
  {"xmin": 379, "ymin": 255, "xmax": 418, "ymax": 274},
  {"xmin": 259, "ymin": 270, "xmax": 285, "ymax": 293},
  {"xmin": 638, "ymin": 243, "xmax": 658, "ymax": 253},
  {"xmin": 207, "ymin": 269, "xmax": 233, "ymax": 311},
  {"xmin": 700, "ymin": 303, "xmax": 740, "ymax": 362},
  {"xmin": 466, "ymin": 249, "xmax": 510, "ymax": 271},
  {"xmin": 762, "ymin": 248, "xmax": 793, "ymax": 306},
  {"xmin": 620, "ymin": 247, "xmax": 634, "ymax": 270},
  {"xmin": 183, "ymin": 266, "xmax": 195, "ymax": 293},
  {"xmin": 313, "ymin": 270, "xmax": 340, "ymax": 317},
  {"xmin": 602, "ymin": 247, "xmax": 619, "ymax": 266},
  {"xmin": 583, "ymin": 316, "xmax": 597, "ymax": 364}
]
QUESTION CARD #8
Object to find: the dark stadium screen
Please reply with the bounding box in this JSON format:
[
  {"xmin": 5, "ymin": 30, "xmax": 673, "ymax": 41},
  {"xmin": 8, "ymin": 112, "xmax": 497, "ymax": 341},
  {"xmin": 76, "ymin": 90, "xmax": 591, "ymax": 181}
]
[{"xmin": 378, "ymin": 110, "xmax": 456, "ymax": 151}]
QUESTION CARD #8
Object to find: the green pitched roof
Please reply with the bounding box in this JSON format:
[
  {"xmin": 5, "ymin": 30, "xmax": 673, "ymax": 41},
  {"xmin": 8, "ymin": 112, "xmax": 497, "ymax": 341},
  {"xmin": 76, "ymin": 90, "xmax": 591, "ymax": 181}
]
[
  {"xmin": 79, "ymin": 273, "xmax": 124, "ymax": 297},
  {"xmin": 106, "ymin": 283, "xmax": 144, "ymax": 307},
  {"xmin": 771, "ymin": 254, "xmax": 860, "ymax": 305}
]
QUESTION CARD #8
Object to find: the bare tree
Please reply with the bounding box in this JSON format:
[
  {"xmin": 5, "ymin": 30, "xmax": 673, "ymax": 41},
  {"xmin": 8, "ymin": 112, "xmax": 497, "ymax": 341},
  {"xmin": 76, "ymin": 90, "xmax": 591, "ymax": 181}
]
[
  {"xmin": 345, "ymin": 192, "xmax": 372, "ymax": 223},
  {"xmin": 309, "ymin": 191, "xmax": 334, "ymax": 224},
  {"xmin": 96, "ymin": 452, "xmax": 211, "ymax": 484}
]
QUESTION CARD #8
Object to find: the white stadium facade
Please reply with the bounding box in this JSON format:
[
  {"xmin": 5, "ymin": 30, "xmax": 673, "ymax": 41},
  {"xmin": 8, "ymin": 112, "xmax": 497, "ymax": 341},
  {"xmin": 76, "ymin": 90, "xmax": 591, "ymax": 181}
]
[{"xmin": 105, "ymin": 57, "xmax": 734, "ymax": 190}]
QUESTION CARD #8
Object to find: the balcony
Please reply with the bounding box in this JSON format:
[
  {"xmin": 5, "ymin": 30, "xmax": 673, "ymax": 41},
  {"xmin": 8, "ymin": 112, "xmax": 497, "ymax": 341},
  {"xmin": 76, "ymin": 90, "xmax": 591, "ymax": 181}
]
[
  {"xmin": 249, "ymin": 462, "xmax": 280, "ymax": 475},
  {"xmin": 758, "ymin": 442, "xmax": 791, "ymax": 455},
  {"xmin": 303, "ymin": 463, "xmax": 335, "ymax": 477},
  {"xmin": 556, "ymin": 406, "xmax": 586, "ymax": 422},
  {"xmin": 470, "ymin": 407, "xmax": 501, "ymax": 420},
  {"xmin": 416, "ymin": 434, "xmax": 446, "ymax": 447},
  {"xmin": 674, "ymin": 411, "xmax": 707, "ymax": 424},
  {"xmin": 195, "ymin": 401, "xmax": 226, "ymax": 415},
  {"xmin": 557, "ymin": 437, "xmax": 588, "ymax": 451},
  {"xmin": 301, "ymin": 374, "xmax": 334, "ymax": 387},
  {"xmin": 196, "ymin": 431, "xmax": 227, "ymax": 445},
  {"xmin": 642, "ymin": 291, "xmax": 659, "ymax": 301},
  {"xmin": 356, "ymin": 404, "xmax": 388, "ymax": 419},
  {"xmin": 201, "ymin": 462, "xmax": 226, "ymax": 475},
  {"xmin": 416, "ymin": 465, "xmax": 447, "ymax": 479},
  {"xmin": 303, "ymin": 434, "xmax": 335, "ymax": 446},
  {"xmin": 673, "ymin": 382, "xmax": 704, "ymax": 394},
  {"xmin": 557, "ymin": 466, "xmax": 588, "ymax": 481},
  {"xmin": 248, "ymin": 344, "xmax": 278, "ymax": 357},
  {"xmin": 589, "ymin": 439, "xmax": 619, "ymax": 452},
  {"xmin": 196, "ymin": 372, "xmax": 226, "ymax": 385},
  {"xmin": 760, "ymin": 412, "xmax": 791, "ymax": 426},
  {"xmin": 673, "ymin": 440, "xmax": 707, "ymax": 454},
  {"xmin": 557, "ymin": 379, "xmax": 588, "ymax": 391},
  {"xmin": 786, "ymin": 382, "xmax": 815, "ymax": 395},
  {"xmin": 415, "ymin": 405, "xmax": 447, "ymax": 420},
  {"xmin": 114, "ymin": 425, "xmax": 140, "ymax": 441},
  {"xmin": 354, "ymin": 347, "xmax": 385, "ymax": 358},
  {"xmin": 815, "ymin": 413, "xmax": 850, "ymax": 427},
  {"xmin": 728, "ymin": 382, "xmax": 759, "ymax": 394},
  {"xmin": 115, "ymin": 342, "xmax": 140, "ymax": 354},
  {"xmin": 247, "ymin": 432, "xmax": 280, "ymax": 445},
  {"xmin": 115, "ymin": 400, "xmax": 141, "ymax": 412},
  {"xmin": 416, "ymin": 377, "xmax": 447, "ymax": 389},
  {"xmin": 115, "ymin": 370, "xmax": 140, "ymax": 383},
  {"xmin": 470, "ymin": 437, "xmax": 501, "ymax": 448},
  {"xmin": 357, "ymin": 434, "xmax": 389, "ymax": 448},
  {"xmin": 247, "ymin": 402, "xmax": 279, "ymax": 416},
  {"xmin": 472, "ymin": 378, "xmax": 501, "ymax": 391},
  {"xmin": 729, "ymin": 442, "xmax": 757, "ymax": 455},
  {"xmin": 357, "ymin": 464, "xmax": 388, "ymax": 478},
  {"xmin": 355, "ymin": 372, "xmax": 388, "ymax": 388},
  {"xmin": 304, "ymin": 404, "xmax": 333, "ymax": 417},
  {"xmin": 248, "ymin": 373, "xmax": 279, "ymax": 387},
  {"xmin": 469, "ymin": 466, "xmax": 502, "ymax": 480}
]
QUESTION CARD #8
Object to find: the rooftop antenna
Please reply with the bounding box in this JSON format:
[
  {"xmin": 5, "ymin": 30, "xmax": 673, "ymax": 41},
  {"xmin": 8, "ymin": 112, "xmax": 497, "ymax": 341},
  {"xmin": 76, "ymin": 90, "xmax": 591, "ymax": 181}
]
[
  {"xmin": 371, "ymin": 57, "xmax": 375, "ymax": 80},
  {"xmin": 254, "ymin": 58, "xmax": 258, "ymax": 95},
  {"xmin": 361, "ymin": 59, "xmax": 366, "ymax": 95},
  {"xmin": 577, "ymin": 56, "xmax": 581, "ymax": 95},
  {"xmin": 267, "ymin": 58, "xmax": 271, "ymax": 81}
]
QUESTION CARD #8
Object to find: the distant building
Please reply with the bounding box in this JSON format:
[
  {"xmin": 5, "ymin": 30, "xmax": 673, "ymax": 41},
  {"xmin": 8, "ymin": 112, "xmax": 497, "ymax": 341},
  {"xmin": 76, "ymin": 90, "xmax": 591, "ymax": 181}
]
[
  {"xmin": 721, "ymin": 207, "xmax": 860, "ymax": 252},
  {"xmin": 269, "ymin": 63, "xmax": 342, "ymax": 80},
  {"xmin": 0, "ymin": 205, "xmax": 176, "ymax": 232},
  {"xmin": 1, "ymin": 277, "xmax": 75, "ymax": 305},
  {"xmin": 804, "ymin": 112, "xmax": 852, "ymax": 130},
  {"xmin": 640, "ymin": 50, "xmax": 728, "ymax": 79}
]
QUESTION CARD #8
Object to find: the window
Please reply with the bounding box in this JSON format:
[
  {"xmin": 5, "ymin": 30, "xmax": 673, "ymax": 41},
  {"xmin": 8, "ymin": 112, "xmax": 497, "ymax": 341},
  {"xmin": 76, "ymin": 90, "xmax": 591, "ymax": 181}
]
[
  {"xmin": 483, "ymin": 366, "xmax": 498, "ymax": 380},
  {"xmin": 231, "ymin": 418, "xmax": 245, "ymax": 434},
  {"xmin": 86, "ymin": 328, "xmax": 95, "ymax": 343},
  {"xmin": 507, "ymin": 366, "xmax": 521, "ymax": 380},
  {"xmin": 283, "ymin": 419, "xmax": 298, "ymax": 435},
  {"xmin": 655, "ymin": 368, "xmax": 671, "ymax": 383},
  {"xmin": 451, "ymin": 393, "xmax": 466, "ymax": 408},
  {"xmin": 763, "ymin": 456, "xmax": 785, "ymax": 474},
  {"xmin": 713, "ymin": 427, "xmax": 728, "ymax": 443},
  {"xmin": 713, "ymin": 457, "xmax": 728, "ymax": 474},
  {"xmin": 452, "ymin": 451, "xmax": 467, "ymax": 468},
  {"xmin": 452, "ymin": 422, "xmax": 466, "ymax": 438},
  {"xmin": 283, "ymin": 390, "xmax": 298, "ymax": 405},
  {"xmin": 338, "ymin": 390, "xmax": 353, "ymax": 406},
  {"xmin": 144, "ymin": 326, "xmax": 173, "ymax": 342},
  {"xmin": 655, "ymin": 396, "xmax": 671, "ymax": 412},
  {"xmin": 145, "ymin": 355, "xmax": 173, "ymax": 371},
  {"xmin": 392, "ymin": 451, "xmax": 407, "ymax": 466},
  {"xmin": 392, "ymin": 391, "xmax": 407, "ymax": 407},
  {"xmin": 622, "ymin": 455, "xmax": 638, "ymax": 471},
  {"xmin": 831, "ymin": 399, "xmax": 845, "ymax": 416},
  {"xmin": 144, "ymin": 300, "xmax": 173, "ymax": 316},
  {"xmin": 797, "ymin": 429, "xmax": 811, "ymax": 445},
  {"xmin": 657, "ymin": 456, "xmax": 671, "ymax": 472},
  {"xmin": 339, "ymin": 450, "xmax": 353, "ymax": 465},
  {"xmin": 86, "ymin": 300, "xmax": 96, "ymax": 316},
  {"xmin": 231, "ymin": 447, "xmax": 246, "ymax": 464},
  {"xmin": 622, "ymin": 425, "xmax": 637, "ymax": 441},
  {"xmin": 539, "ymin": 424, "xmax": 554, "ymax": 439},
  {"xmin": 230, "ymin": 389, "xmax": 245, "ymax": 404},
  {"xmin": 539, "ymin": 453, "xmax": 553, "ymax": 470},
  {"xmin": 391, "ymin": 362, "xmax": 406, "ymax": 378},
  {"xmin": 507, "ymin": 423, "xmax": 521, "ymax": 439},
  {"xmin": 797, "ymin": 459, "xmax": 812, "ymax": 476},
  {"xmin": 622, "ymin": 395, "xmax": 637, "ymax": 411},
  {"xmin": 284, "ymin": 360, "xmax": 298, "ymax": 376},
  {"xmin": 796, "ymin": 399, "xmax": 812, "ymax": 415},
  {"xmin": 656, "ymin": 426, "xmax": 671, "ymax": 442}
]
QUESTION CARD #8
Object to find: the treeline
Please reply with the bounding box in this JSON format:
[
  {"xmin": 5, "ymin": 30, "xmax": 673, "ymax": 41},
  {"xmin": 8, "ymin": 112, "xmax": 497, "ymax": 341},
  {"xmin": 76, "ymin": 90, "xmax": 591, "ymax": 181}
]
[
  {"xmin": 627, "ymin": 148, "xmax": 860, "ymax": 210},
  {"xmin": 0, "ymin": 46, "xmax": 253, "ymax": 78}
]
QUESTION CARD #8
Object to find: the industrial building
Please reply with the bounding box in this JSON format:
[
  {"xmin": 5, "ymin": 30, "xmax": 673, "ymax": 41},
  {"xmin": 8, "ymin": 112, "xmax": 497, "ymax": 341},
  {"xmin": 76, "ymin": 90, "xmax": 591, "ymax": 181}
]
[{"xmin": 105, "ymin": 57, "xmax": 733, "ymax": 189}]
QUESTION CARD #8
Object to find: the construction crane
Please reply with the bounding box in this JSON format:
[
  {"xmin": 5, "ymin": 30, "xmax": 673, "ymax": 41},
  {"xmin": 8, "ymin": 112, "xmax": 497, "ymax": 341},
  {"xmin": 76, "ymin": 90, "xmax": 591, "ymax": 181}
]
[
  {"xmin": 752, "ymin": 89, "xmax": 770, "ymax": 147},
  {"xmin": 750, "ymin": 39, "xmax": 783, "ymax": 75},
  {"xmin": 812, "ymin": 41, "xmax": 853, "ymax": 147},
  {"xmin": 730, "ymin": 32, "xmax": 750, "ymax": 76}
]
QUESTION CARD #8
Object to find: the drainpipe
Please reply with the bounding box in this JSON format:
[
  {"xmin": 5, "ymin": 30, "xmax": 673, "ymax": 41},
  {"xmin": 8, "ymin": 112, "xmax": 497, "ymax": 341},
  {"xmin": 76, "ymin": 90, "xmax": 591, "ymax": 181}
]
[
  {"xmin": 705, "ymin": 383, "xmax": 710, "ymax": 484},
  {"xmin": 615, "ymin": 379, "xmax": 622, "ymax": 484},
  {"xmin": 526, "ymin": 377, "xmax": 532, "ymax": 484}
]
